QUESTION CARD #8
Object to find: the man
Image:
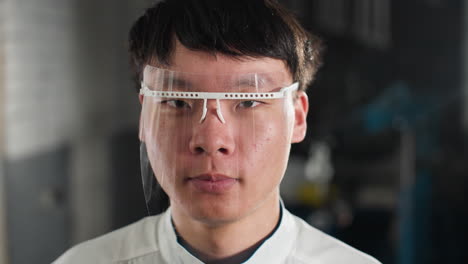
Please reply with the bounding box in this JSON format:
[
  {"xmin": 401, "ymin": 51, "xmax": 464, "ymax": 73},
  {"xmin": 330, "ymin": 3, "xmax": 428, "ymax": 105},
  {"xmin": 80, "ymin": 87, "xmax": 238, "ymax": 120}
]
[{"xmin": 55, "ymin": 0, "xmax": 381, "ymax": 263}]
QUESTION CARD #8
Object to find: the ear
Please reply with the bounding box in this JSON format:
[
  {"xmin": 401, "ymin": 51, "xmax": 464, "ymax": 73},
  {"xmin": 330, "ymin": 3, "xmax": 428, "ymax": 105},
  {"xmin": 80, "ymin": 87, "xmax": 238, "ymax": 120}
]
[
  {"xmin": 291, "ymin": 91, "xmax": 309, "ymax": 143},
  {"xmin": 139, "ymin": 94, "xmax": 144, "ymax": 104}
]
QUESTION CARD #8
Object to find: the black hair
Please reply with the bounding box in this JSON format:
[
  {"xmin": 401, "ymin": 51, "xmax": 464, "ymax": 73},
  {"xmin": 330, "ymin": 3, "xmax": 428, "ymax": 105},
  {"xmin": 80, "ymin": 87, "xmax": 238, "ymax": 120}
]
[{"xmin": 128, "ymin": 0, "xmax": 323, "ymax": 91}]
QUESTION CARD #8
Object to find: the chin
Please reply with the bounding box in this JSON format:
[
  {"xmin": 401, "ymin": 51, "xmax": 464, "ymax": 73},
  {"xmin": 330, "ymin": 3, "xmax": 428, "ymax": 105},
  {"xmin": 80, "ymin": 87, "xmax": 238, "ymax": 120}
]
[{"xmin": 182, "ymin": 196, "xmax": 247, "ymax": 225}]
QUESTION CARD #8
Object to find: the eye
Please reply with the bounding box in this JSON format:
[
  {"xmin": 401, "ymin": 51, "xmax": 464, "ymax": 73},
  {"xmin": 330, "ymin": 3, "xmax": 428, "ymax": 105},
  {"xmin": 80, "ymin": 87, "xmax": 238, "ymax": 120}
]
[
  {"xmin": 238, "ymin": 100, "xmax": 262, "ymax": 108},
  {"xmin": 163, "ymin": 100, "xmax": 191, "ymax": 109}
]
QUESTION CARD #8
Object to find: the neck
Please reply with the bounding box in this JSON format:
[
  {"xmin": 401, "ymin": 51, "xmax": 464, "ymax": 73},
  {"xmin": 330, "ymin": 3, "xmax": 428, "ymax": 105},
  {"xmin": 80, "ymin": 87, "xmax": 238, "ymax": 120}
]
[{"xmin": 171, "ymin": 191, "xmax": 281, "ymax": 262}]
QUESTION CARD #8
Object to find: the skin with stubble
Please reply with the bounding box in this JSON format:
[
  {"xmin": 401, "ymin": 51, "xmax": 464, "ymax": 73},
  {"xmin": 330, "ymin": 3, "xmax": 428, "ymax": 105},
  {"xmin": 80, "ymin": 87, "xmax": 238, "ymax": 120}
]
[{"xmin": 140, "ymin": 41, "xmax": 309, "ymax": 261}]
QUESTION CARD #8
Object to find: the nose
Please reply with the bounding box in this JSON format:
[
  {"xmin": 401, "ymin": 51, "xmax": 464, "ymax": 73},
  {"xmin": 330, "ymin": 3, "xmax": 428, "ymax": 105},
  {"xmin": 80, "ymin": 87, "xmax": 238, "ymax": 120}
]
[{"xmin": 189, "ymin": 100, "xmax": 235, "ymax": 155}]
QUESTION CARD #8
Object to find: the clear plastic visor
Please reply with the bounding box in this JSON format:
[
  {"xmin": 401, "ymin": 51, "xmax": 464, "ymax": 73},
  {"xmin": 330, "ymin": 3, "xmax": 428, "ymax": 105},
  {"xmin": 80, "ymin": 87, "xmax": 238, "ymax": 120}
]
[
  {"xmin": 140, "ymin": 66, "xmax": 298, "ymax": 124},
  {"xmin": 139, "ymin": 65, "xmax": 298, "ymax": 216}
]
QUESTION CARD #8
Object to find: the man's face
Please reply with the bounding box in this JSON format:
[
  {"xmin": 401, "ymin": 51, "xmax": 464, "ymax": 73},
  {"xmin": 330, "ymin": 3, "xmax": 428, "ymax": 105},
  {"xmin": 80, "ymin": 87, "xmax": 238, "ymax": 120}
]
[{"xmin": 140, "ymin": 42, "xmax": 308, "ymax": 225}]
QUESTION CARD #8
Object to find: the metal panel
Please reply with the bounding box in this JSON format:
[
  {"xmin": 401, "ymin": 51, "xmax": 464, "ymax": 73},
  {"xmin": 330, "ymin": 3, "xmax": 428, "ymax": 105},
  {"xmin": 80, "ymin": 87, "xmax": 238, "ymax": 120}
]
[
  {"xmin": 5, "ymin": 147, "xmax": 70, "ymax": 264},
  {"xmin": 0, "ymin": 0, "xmax": 9, "ymax": 262}
]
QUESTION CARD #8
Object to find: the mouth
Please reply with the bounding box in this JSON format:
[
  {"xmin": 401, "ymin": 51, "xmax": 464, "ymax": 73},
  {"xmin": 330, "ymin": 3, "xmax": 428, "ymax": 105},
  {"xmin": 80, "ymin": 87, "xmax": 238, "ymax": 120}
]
[{"xmin": 187, "ymin": 173, "xmax": 239, "ymax": 193}]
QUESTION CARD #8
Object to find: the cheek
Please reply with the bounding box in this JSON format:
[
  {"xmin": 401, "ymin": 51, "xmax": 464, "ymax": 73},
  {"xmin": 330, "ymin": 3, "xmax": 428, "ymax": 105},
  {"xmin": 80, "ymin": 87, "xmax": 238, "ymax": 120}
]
[
  {"xmin": 255, "ymin": 117, "xmax": 291, "ymax": 144},
  {"xmin": 144, "ymin": 126, "xmax": 187, "ymax": 187},
  {"xmin": 242, "ymin": 120, "xmax": 291, "ymax": 169},
  {"xmin": 144, "ymin": 116, "xmax": 190, "ymax": 152}
]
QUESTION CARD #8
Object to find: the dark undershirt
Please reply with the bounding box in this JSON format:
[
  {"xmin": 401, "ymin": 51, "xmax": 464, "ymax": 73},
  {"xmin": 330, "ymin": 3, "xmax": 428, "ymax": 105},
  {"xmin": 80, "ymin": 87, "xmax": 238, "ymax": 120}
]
[{"xmin": 174, "ymin": 204, "xmax": 283, "ymax": 264}]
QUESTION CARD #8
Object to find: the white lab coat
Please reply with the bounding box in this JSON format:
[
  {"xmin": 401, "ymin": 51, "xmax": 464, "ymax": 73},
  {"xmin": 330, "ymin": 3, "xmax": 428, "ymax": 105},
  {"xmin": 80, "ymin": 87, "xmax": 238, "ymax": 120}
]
[{"xmin": 54, "ymin": 204, "xmax": 381, "ymax": 264}]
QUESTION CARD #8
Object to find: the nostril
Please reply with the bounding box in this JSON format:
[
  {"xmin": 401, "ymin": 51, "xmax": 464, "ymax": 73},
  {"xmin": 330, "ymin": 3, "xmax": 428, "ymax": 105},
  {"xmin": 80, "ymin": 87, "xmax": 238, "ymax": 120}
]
[
  {"xmin": 195, "ymin": 147, "xmax": 204, "ymax": 154},
  {"xmin": 218, "ymin": 148, "xmax": 228, "ymax": 154}
]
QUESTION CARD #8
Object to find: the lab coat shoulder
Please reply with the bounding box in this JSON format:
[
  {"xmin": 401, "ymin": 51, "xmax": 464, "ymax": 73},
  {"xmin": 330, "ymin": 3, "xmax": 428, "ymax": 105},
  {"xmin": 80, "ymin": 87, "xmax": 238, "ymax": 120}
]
[
  {"xmin": 290, "ymin": 215, "xmax": 382, "ymax": 264},
  {"xmin": 53, "ymin": 215, "xmax": 162, "ymax": 264}
]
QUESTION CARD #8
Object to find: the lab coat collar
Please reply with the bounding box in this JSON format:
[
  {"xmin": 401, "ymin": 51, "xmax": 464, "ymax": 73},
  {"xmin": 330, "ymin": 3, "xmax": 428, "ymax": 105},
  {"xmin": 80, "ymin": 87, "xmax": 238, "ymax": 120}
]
[{"xmin": 158, "ymin": 201, "xmax": 297, "ymax": 264}]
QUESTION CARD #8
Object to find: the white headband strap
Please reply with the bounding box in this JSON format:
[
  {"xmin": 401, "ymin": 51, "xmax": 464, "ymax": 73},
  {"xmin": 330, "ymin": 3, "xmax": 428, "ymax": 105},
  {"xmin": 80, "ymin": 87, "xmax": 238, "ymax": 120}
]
[
  {"xmin": 140, "ymin": 82, "xmax": 299, "ymax": 125},
  {"xmin": 139, "ymin": 82, "xmax": 299, "ymax": 99}
]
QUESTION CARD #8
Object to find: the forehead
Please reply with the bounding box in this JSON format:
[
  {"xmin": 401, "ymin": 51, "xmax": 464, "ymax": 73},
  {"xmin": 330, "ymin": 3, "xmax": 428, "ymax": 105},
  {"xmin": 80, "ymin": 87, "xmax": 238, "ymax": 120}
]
[{"xmin": 161, "ymin": 41, "xmax": 293, "ymax": 81}]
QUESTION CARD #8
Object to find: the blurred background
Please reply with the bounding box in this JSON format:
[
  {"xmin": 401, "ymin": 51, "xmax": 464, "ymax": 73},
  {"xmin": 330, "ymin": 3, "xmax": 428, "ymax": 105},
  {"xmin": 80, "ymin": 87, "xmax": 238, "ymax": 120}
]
[{"xmin": 0, "ymin": 0, "xmax": 467, "ymax": 263}]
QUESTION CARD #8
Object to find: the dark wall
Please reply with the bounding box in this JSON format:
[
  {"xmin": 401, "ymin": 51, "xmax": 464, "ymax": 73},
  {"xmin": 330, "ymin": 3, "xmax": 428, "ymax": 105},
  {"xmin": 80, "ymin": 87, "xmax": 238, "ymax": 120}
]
[{"xmin": 6, "ymin": 146, "xmax": 70, "ymax": 264}]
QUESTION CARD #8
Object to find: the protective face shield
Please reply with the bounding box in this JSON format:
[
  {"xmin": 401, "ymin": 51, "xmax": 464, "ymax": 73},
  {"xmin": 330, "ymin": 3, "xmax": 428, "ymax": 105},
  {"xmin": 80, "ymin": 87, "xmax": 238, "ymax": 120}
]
[{"xmin": 139, "ymin": 65, "xmax": 298, "ymax": 217}]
